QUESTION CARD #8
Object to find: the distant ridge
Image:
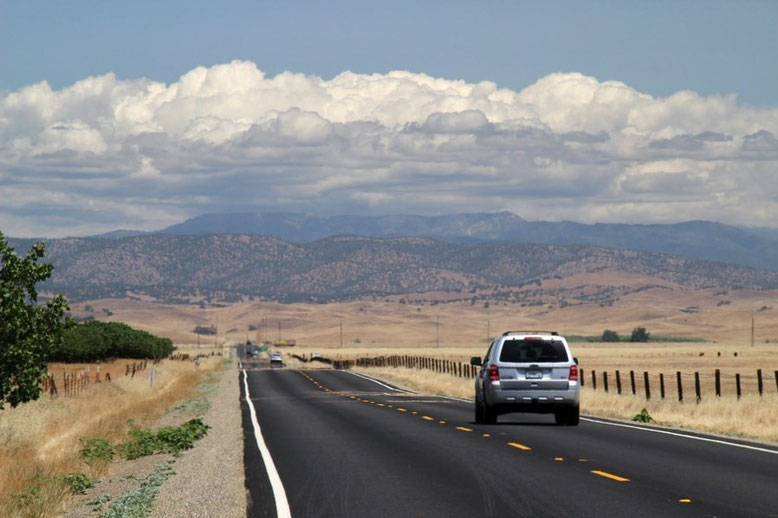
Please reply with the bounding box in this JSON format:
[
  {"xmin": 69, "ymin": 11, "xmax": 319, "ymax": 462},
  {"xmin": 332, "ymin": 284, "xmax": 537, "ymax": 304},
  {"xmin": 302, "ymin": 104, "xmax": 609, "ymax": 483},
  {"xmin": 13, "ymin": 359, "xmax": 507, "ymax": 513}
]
[
  {"xmin": 153, "ymin": 211, "xmax": 778, "ymax": 271},
  {"xmin": 11, "ymin": 233, "xmax": 778, "ymax": 304}
]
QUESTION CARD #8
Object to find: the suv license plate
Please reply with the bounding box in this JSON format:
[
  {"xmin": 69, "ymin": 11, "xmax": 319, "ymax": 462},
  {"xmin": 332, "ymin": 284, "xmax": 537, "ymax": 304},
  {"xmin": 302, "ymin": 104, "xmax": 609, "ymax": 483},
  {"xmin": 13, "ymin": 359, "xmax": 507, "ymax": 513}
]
[{"xmin": 526, "ymin": 370, "xmax": 542, "ymax": 379}]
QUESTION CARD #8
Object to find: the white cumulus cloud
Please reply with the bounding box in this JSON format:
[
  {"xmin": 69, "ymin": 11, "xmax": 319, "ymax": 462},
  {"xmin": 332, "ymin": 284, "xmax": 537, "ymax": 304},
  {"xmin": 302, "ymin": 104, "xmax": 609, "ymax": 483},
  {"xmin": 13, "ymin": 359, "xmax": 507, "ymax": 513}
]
[{"xmin": 1, "ymin": 60, "xmax": 777, "ymax": 237}]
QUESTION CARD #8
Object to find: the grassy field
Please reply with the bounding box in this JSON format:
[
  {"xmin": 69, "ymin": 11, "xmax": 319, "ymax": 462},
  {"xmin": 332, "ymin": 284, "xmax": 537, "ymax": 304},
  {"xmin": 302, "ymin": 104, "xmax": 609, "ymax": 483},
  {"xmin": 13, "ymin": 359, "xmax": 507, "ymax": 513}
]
[
  {"xmin": 0, "ymin": 358, "xmax": 220, "ymax": 517},
  {"xmin": 66, "ymin": 273, "xmax": 778, "ymax": 348}
]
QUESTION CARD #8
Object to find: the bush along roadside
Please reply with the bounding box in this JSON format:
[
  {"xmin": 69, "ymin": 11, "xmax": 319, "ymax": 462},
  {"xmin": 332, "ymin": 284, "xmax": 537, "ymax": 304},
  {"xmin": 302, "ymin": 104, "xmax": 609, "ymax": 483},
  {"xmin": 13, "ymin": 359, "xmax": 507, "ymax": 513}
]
[{"xmin": 120, "ymin": 419, "xmax": 210, "ymax": 460}]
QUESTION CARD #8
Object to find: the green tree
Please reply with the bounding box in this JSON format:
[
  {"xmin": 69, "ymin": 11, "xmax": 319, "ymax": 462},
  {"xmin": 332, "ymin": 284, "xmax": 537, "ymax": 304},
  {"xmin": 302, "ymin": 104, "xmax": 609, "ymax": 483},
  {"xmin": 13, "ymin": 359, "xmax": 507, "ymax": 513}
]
[
  {"xmin": 601, "ymin": 329, "xmax": 620, "ymax": 342},
  {"xmin": 630, "ymin": 327, "xmax": 650, "ymax": 343},
  {"xmin": 0, "ymin": 232, "xmax": 69, "ymax": 408}
]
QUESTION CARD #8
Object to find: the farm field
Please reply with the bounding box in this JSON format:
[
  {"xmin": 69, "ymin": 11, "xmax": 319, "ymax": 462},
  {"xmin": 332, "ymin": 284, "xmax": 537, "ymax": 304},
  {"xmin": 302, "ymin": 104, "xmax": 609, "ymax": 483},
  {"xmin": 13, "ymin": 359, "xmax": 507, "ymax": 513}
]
[{"xmin": 69, "ymin": 273, "xmax": 778, "ymax": 348}]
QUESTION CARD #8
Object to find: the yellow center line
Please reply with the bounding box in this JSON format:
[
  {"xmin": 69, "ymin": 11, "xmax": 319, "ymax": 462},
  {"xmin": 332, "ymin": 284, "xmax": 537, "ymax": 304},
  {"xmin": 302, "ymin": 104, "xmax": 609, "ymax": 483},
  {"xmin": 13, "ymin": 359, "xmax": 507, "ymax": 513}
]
[
  {"xmin": 422, "ymin": 416, "xmax": 435, "ymax": 421},
  {"xmin": 554, "ymin": 457, "xmax": 564, "ymax": 461},
  {"xmin": 591, "ymin": 470, "xmax": 630, "ymax": 482},
  {"xmin": 678, "ymin": 499, "xmax": 691, "ymax": 504},
  {"xmin": 439, "ymin": 420, "xmax": 447, "ymax": 424},
  {"xmin": 508, "ymin": 442, "xmax": 532, "ymax": 451},
  {"xmin": 456, "ymin": 426, "xmax": 473, "ymax": 432},
  {"xmin": 412, "ymin": 411, "xmax": 418, "ymax": 415},
  {"xmin": 397, "ymin": 408, "xmax": 407, "ymax": 412},
  {"xmin": 377, "ymin": 403, "xmax": 385, "ymax": 407},
  {"xmin": 482, "ymin": 433, "xmax": 491, "ymax": 437}
]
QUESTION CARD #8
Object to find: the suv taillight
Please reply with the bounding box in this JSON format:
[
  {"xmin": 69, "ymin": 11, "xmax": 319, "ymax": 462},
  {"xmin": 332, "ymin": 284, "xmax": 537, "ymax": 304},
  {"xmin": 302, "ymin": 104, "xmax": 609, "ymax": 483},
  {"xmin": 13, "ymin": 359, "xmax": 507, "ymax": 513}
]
[
  {"xmin": 569, "ymin": 364, "xmax": 578, "ymax": 382},
  {"xmin": 489, "ymin": 364, "xmax": 500, "ymax": 382}
]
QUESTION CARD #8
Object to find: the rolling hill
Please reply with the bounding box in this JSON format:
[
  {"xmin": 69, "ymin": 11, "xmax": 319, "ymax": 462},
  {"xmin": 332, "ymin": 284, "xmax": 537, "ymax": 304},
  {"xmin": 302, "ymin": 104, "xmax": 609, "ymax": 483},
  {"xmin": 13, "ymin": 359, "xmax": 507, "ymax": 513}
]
[{"xmin": 10, "ymin": 233, "xmax": 778, "ymax": 304}]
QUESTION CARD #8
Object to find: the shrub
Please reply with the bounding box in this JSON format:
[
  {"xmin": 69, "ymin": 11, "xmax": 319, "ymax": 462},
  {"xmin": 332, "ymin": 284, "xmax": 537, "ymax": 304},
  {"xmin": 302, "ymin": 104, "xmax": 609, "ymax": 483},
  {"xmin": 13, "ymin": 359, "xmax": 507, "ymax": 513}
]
[
  {"xmin": 79, "ymin": 437, "xmax": 115, "ymax": 466},
  {"xmin": 632, "ymin": 408, "xmax": 655, "ymax": 423},
  {"xmin": 601, "ymin": 329, "xmax": 620, "ymax": 342},
  {"xmin": 120, "ymin": 419, "xmax": 210, "ymax": 460},
  {"xmin": 62, "ymin": 473, "xmax": 94, "ymax": 494},
  {"xmin": 630, "ymin": 327, "xmax": 650, "ymax": 342}
]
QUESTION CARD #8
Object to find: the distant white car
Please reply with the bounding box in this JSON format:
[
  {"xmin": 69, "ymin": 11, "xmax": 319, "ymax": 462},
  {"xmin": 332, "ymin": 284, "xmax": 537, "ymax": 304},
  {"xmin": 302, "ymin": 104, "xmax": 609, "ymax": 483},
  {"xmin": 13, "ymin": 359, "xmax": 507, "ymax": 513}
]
[{"xmin": 270, "ymin": 352, "xmax": 283, "ymax": 366}]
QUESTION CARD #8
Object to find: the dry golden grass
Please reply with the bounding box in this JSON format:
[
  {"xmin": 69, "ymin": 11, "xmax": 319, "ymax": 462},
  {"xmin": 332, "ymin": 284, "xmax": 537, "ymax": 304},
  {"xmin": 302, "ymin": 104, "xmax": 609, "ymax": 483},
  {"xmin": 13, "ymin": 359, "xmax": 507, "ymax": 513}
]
[
  {"xmin": 581, "ymin": 389, "xmax": 778, "ymax": 444},
  {"xmin": 72, "ymin": 273, "xmax": 778, "ymax": 347},
  {"xmin": 0, "ymin": 358, "xmax": 219, "ymax": 518}
]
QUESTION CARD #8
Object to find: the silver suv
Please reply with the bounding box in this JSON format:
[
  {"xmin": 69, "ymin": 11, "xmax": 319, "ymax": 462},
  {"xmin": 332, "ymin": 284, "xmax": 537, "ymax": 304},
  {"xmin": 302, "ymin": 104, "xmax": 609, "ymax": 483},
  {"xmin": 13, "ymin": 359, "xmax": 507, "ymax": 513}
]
[{"xmin": 471, "ymin": 331, "xmax": 580, "ymax": 426}]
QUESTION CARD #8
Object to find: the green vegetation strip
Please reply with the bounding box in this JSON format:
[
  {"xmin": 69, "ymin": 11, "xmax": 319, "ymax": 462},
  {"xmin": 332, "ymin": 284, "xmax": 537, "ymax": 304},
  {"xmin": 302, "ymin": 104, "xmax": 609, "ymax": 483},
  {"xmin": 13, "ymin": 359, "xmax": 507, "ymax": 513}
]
[
  {"xmin": 98, "ymin": 464, "xmax": 175, "ymax": 518},
  {"xmin": 120, "ymin": 418, "xmax": 210, "ymax": 460}
]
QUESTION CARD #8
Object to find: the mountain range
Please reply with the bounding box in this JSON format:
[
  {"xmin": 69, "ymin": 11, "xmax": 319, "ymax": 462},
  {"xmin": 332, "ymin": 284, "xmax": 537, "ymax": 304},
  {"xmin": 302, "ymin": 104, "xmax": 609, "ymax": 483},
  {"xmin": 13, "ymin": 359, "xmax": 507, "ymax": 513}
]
[
  {"xmin": 10, "ymin": 233, "xmax": 778, "ymax": 304},
  {"xmin": 97, "ymin": 211, "xmax": 778, "ymax": 272}
]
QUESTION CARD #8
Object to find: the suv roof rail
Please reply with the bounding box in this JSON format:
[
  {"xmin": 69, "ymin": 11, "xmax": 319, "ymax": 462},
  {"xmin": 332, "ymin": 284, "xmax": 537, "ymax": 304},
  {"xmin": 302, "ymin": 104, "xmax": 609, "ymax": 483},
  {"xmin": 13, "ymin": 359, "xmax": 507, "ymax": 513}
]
[{"xmin": 501, "ymin": 330, "xmax": 559, "ymax": 336}]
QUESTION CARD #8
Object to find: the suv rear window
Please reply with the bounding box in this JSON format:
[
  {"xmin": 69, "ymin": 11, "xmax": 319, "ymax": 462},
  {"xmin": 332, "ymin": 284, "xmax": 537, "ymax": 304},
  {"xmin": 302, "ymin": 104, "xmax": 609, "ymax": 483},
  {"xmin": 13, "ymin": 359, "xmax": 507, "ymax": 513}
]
[{"xmin": 499, "ymin": 339, "xmax": 569, "ymax": 363}]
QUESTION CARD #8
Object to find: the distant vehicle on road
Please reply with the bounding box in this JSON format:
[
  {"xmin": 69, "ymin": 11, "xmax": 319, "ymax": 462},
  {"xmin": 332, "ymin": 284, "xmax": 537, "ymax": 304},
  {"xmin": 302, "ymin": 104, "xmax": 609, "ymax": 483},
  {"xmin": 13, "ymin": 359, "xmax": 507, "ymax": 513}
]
[
  {"xmin": 471, "ymin": 330, "xmax": 579, "ymax": 425},
  {"xmin": 270, "ymin": 352, "xmax": 284, "ymax": 366}
]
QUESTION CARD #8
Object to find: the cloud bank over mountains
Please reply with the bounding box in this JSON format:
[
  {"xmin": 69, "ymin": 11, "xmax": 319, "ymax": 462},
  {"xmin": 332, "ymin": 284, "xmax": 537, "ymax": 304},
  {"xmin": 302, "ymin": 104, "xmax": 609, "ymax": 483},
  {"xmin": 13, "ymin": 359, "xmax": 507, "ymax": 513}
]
[{"xmin": 2, "ymin": 60, "xmax": 777, "ymax": 237}]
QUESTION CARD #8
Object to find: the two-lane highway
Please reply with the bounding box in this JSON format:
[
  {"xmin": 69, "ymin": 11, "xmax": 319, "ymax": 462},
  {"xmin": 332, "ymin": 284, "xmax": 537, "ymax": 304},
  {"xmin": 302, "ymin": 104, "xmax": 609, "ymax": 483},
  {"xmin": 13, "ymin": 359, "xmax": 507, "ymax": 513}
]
[{"xmin": 241, "ymin": 368, "xmax": 778, "ymax": 517}]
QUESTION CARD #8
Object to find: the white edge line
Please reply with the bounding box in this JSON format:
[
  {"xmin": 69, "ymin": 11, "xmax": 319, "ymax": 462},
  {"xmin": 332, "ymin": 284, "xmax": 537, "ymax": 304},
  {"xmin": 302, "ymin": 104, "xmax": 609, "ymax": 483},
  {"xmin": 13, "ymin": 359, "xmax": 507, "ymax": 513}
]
[
  {"xmin": 242, "ymin": 370, "xmax": 292, "ymax": 518},
  {"xmin": 581, "ymin": 416, "xmax": 778, "ymax": 455},
  {"xmin": 343, "ymin": 370, "xmax": 412, "ymax": 393}
]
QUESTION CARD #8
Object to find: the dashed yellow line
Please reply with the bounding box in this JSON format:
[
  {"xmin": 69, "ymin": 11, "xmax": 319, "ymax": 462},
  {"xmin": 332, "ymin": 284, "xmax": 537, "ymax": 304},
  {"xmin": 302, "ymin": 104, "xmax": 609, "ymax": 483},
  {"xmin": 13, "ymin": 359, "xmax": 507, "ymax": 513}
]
[
  {"xmin": 377, "ymin": 403, "xmax": 385, "ymax": 407},
  {"xmin": 591, "ymin": 470, "xmax": 629, "ymax": 482},
  {"xmin": 396, "ymin": 408, "xmax": 407, "ymax": 412},
  {"xmin": 456, "ymin": 426, "xmax": 473, "ymax": 432},
  {"xmin": 508, "ymin": 442, "xmax": 532, "ymax": 451},
  {"xmin": 422, "ymin": 416, "xmax": 435, "ymax": 421},
  {"xmin": 554, "ymin": 457, "xmax": 564, "ymax": 461},
  {"xmin": 678, "ymin": 498, "xmax": 691, "ymax": 504},
  {"xmin": 439, "ymin": 420, "xmax": 447, "ymax": 424},
  {"xmin": 482, "ymin": 433, "xmax": 491, "ymax": 437}
]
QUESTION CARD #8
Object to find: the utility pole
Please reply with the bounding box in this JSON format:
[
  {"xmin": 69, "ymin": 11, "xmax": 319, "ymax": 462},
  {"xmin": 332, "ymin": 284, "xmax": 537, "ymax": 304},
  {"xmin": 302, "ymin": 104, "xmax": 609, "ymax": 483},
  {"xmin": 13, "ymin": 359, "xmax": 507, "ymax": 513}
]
[
  {"xmin": 436, "ymin": 315, "xmax": 440, "ymax": 348},
  {"xmin": 340, "ymin": 320, "xmax": 343, "ymax": 348},
  {"xmin": 487, "ymin": 320, "xmax": 490, "ymax": 345},
  {"xmin": 751, "ymin": 315, "xmax": 755, "ymax": 347}
]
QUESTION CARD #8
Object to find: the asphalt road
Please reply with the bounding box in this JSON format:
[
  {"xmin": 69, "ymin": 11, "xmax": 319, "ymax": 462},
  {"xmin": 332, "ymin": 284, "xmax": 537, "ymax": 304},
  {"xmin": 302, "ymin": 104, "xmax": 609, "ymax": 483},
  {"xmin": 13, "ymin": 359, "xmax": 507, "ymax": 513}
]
[{"xmin": 240, "ymin": 367, "xmax": 778, "ymax": 518}]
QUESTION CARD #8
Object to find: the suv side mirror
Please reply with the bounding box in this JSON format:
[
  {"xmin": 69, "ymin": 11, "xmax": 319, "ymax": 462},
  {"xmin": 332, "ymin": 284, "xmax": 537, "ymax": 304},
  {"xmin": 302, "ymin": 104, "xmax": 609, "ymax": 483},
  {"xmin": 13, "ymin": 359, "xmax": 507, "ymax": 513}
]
[{"xmin": 470, "ymin": 356, "xmax": 482, "ymax": 366}]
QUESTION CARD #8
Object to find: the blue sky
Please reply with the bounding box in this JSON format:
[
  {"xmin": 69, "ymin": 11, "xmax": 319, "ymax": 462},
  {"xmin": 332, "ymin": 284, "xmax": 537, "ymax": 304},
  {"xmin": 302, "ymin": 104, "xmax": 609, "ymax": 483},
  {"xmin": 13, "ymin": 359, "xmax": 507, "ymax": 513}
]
[
  {"xmin": 3, "ymin": 1, "xmax": 777, "ymax": 104},
  {"xmin": 1, "ymin": 1, "xmax": 777, "ymax": 237}
]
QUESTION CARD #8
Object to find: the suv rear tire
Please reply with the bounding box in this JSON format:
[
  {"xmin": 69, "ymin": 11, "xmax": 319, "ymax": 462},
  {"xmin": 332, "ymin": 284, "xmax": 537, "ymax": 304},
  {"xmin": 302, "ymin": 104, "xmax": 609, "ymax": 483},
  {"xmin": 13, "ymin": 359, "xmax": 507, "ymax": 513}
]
[{"xmin": 554, "ymin": 405, "xmax": 580, "ymax": 426}]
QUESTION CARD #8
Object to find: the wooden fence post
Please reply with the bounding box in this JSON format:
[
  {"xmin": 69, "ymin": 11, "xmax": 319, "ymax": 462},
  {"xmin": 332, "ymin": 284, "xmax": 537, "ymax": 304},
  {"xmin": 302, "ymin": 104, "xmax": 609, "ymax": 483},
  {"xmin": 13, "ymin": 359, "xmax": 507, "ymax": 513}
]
[
  {"xmin": 677, "ymin": 371, "xmax": 683, "ymax": 402},
  {"xmin": 630, "ymin": 370, "xmax": 636, "ymax": 395},
  {"xmin": 757, "ymin": 369, "xmax": 763, "ymax": 396},
  {"xmin": 603, "ymin": 372, "xmax": 609, "ymax": 392},
  {"xmin": 659, "ymin": 373, "xmax": 665, "ymax": 399},
  {"xmin": 736, "ymin": 373, "xmax": 741, "ymax": 399},
  {"xmin": 694, "ymin": 372, "xmax": 701, "ymax": 403},
  {"xmin": 580, "ymin": 368, "xmax": 584, "ymax": 387},
  {"xmin": 592, "ymin": 370, "xmax": 597, "ymax": 390},
  {"xmin": 715, "ymin": 369, "xmax": 721, "ymax": 397},
  {"xmin": 643, "ymin": 371, "xmax": 650, "ymax": 400},
  {"xmin": 615, "ymin": 370, "xmax": 622, "ymax": 394}
]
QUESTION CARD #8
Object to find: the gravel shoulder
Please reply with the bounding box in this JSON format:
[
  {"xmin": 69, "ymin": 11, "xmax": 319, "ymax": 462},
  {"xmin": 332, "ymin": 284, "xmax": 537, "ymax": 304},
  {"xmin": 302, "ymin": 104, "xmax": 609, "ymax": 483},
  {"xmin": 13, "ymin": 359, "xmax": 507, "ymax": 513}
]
[{"xmin": 149, "ymin": 363, "xmax": 246, "ymax": 518}]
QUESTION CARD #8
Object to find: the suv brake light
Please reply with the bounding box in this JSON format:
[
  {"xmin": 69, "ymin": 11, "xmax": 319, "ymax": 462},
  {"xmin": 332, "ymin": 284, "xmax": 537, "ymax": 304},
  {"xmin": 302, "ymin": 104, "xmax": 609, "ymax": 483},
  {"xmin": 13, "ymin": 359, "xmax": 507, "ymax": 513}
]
[
  {"xmin": 569, "ymin": 364, "xmax": 578, "ymax": 382},
  {"xmin": 489, "ymin": 364, "xmax": 500, "ymax": 382}
]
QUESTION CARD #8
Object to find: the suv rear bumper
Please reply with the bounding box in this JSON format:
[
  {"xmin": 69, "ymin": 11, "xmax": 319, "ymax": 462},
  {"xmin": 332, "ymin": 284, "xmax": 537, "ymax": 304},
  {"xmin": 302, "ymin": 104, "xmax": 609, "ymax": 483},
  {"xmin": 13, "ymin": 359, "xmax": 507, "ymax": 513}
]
[{"xmin": 485, "ymin": 388, "xmax": 579, "ymax": 413}]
